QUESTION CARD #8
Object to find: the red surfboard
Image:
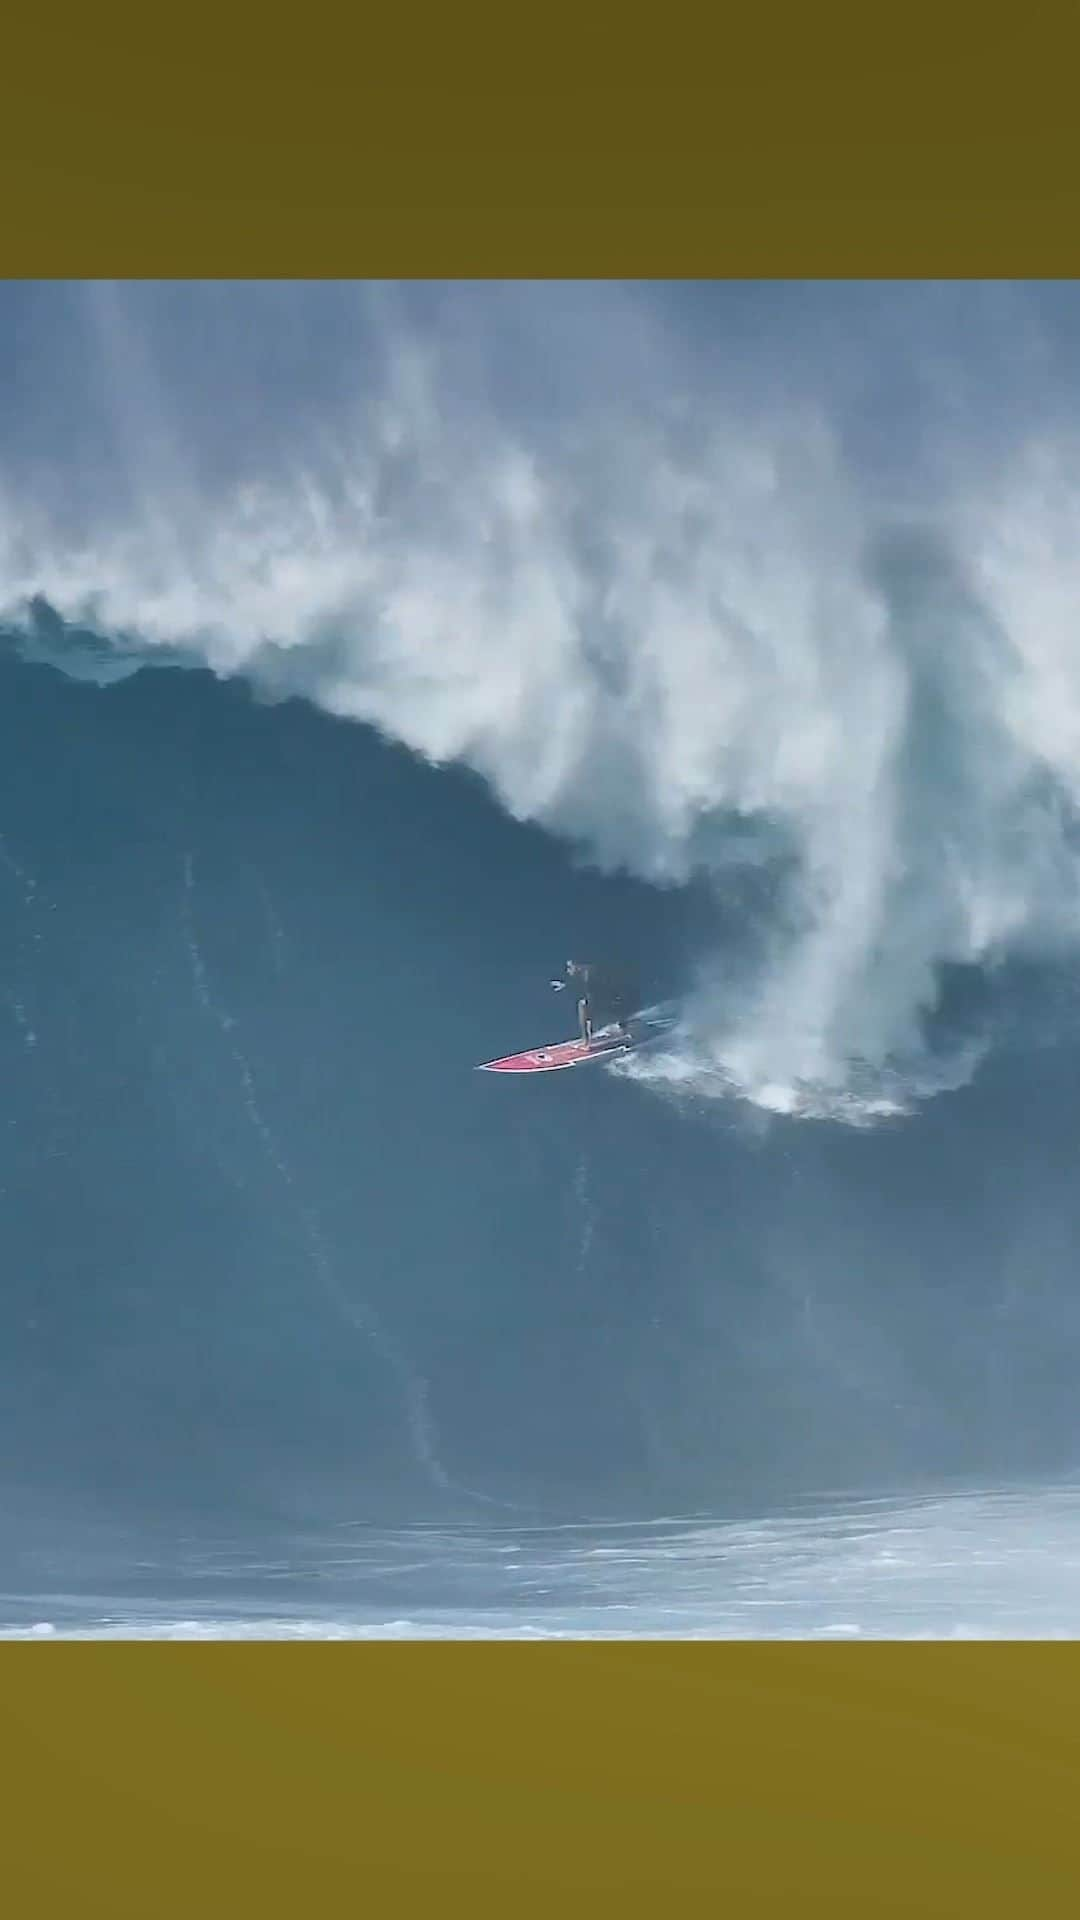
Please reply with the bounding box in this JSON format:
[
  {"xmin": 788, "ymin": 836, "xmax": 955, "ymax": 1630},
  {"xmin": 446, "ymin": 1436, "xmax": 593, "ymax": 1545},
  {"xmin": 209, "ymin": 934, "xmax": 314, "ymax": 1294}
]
[{"xmin": 477, "ymin": 1033, "xmax": 631, "ymax": 1074}]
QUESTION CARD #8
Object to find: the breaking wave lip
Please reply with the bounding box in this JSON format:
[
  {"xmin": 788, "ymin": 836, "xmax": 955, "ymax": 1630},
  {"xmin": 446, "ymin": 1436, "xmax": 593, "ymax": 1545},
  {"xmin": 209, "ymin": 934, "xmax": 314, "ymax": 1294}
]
[{"xmin": 1, "ymin": 606, "xmax": 169, "ymax": 683}]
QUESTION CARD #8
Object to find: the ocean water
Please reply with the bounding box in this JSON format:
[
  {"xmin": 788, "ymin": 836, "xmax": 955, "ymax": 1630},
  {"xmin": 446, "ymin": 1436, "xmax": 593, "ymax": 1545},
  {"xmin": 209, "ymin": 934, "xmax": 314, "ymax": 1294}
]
[{"xmin": 6, "ymin": 281, "xmax": 1080, "ymax": 1637}]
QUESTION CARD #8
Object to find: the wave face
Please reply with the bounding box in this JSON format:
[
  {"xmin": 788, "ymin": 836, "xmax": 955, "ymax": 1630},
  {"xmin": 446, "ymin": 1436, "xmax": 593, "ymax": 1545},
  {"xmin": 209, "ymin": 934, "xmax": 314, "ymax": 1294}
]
[{"xmin": 6, "ymin": 281, "xmax": 1080, "ymax": 1633}]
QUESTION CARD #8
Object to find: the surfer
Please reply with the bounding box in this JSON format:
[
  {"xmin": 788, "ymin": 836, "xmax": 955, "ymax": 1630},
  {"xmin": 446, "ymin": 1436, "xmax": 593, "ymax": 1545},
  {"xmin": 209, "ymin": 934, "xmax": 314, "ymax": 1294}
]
[{"xmin": 551, "ymin": 960, "xmax": 637, "ymax": 1046}]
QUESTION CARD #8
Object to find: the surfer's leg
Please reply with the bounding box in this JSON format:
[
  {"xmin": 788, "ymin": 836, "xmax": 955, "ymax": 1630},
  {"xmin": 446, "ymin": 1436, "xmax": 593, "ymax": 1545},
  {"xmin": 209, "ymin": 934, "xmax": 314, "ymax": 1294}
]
[{"xmin": 578, "ymin": 997, "xmax": 592, "ymax": 1043}]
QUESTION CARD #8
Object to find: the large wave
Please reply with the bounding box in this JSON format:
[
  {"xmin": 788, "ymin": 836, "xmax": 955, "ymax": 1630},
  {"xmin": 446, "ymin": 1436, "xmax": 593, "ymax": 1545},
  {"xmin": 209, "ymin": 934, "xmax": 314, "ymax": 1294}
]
[{"xmin": 4, "ymin": 280, "xmax": 1080, "ymax": 1118}]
